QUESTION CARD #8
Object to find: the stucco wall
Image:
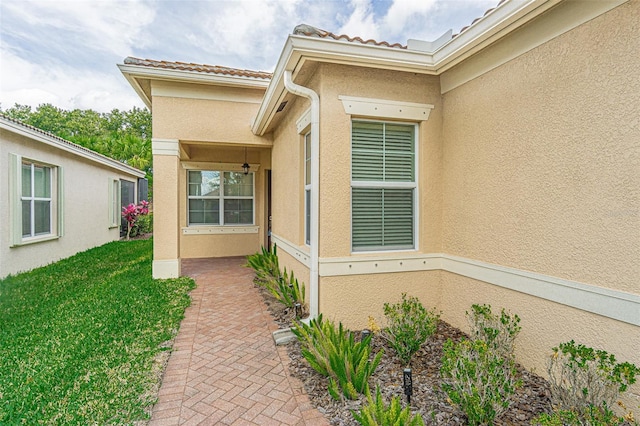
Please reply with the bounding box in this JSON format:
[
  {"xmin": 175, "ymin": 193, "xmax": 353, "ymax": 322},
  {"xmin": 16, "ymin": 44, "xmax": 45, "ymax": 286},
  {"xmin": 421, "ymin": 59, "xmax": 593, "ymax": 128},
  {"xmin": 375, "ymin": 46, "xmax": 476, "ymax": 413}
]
[
  {"xmin": 440, "ymin": 0, "xmax": 640, "ymax": 293},
  {"xmin": 320, "ymin": 270, "xmax": 442, "ymax": 330},
  {"xmin": 316, "ymin": 64, "xmax": 444, "ymax": 258},
  {"xmin": 1, "ymin": 130, "xmax": 139, "ymax": 278},
  {"xmin": 439, "ymin": 0, "xmax": 640, "ymax": 410},
  {"xmin": 150, "ymin": 84, "xmax": 272, "ymax": 267},
  {"xmin": 152, "ymin": 82, "xmax": 270, "ymax": 146}
]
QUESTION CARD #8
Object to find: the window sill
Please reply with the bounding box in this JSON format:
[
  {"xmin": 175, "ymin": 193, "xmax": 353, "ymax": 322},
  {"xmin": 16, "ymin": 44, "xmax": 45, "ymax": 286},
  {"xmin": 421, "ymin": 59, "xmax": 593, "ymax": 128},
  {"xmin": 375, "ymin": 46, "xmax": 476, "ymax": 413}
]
[
  {"xmin": 182, "ymin": 226, "xmax": 259, "ymax": 235},
  {"xmin": 11, "ymin": 234, "xmax": 60, "ymax": 248}
]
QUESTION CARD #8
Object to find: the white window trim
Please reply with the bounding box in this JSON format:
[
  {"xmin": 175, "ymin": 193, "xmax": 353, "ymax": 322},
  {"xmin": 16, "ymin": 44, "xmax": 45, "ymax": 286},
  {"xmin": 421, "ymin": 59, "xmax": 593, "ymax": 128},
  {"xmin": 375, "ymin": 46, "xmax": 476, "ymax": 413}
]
[
  {"xmin": 304, "ymin": 131, "xmax": 312, "ymax": 246},
  {"xmin": 350, "ymin": 119, "xmax": 419, "ymax": 253},
  {"xmin": 187, "ymin": 169, "xmax": 256, "ymax": 227},
  {"xmin": 108, "ymin": 178, "xmax": 121, "ymax": 228},
  {"xmin": 9, "ymin": 153, "xmax": 63, "ymax": 247}
]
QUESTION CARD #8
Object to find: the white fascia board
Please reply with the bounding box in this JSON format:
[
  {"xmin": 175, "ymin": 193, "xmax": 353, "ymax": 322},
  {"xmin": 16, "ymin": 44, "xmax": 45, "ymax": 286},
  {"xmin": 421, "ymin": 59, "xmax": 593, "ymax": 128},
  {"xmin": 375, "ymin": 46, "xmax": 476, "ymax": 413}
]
[
  {"xmin": 432, "ymin": 0, "xmax": 562, "ymax": 72},
  {"xmin": 118, "ymin": 65, "xmax": 152, "ymax": 109},
  {"xmin": 1, "ymin": 118, "xmax": 145, "ymax": 178},
  {"xmin": 251, "ymin": 36, "xmax": 438, "ymax": 135}
]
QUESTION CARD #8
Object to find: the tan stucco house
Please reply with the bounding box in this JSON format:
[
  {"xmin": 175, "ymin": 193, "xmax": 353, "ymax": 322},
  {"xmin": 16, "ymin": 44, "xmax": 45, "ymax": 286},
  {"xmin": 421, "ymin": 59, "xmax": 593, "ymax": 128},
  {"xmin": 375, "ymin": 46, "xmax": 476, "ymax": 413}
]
[
  {"xmin": 119, "ymin": 0, "xmax": 639, "ymax": 409},
  {"xmin": 1, "ymin": 115, "xmax": 146, "ymax": 278}
]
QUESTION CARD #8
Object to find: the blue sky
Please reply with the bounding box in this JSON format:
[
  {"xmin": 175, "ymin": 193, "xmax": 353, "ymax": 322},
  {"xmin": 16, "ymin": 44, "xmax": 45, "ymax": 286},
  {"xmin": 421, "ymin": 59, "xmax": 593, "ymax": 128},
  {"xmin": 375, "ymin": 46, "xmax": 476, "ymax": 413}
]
[{"xmin": 1, "ymin": 0, "xmax": 498, "ymax": 112}]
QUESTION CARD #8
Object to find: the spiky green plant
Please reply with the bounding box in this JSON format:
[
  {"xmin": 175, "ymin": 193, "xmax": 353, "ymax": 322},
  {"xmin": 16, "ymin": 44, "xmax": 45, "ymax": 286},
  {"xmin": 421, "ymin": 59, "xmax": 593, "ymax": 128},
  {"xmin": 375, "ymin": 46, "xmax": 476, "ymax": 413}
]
[
  {"xmin": 352, "ymin": 386, "xmax": 425, "ymax": 426},
  {"xmin": 246, "ymin": 244, "xmax": 280, "ymax": 284},
  {"xmin": 292, "ymin": 314, "xmax": 383, "ymax": 400}
]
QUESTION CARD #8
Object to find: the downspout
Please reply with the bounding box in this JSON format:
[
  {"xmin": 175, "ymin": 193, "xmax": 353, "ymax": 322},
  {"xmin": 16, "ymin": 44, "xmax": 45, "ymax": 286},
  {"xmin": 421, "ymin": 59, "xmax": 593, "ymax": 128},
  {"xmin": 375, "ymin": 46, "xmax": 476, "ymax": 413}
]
[{"xmin": 283, "ymin": 70, "xmax": 319, "ymax": 320}]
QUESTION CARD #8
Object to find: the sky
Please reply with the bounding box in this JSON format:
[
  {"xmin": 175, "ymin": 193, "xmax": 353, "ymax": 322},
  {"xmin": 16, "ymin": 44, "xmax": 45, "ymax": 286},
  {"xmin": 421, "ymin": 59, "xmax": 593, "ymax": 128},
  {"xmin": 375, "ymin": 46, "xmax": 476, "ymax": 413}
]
[{"xmin": 0, "ymin": 0, "xmax": 499, "ymax": 113}]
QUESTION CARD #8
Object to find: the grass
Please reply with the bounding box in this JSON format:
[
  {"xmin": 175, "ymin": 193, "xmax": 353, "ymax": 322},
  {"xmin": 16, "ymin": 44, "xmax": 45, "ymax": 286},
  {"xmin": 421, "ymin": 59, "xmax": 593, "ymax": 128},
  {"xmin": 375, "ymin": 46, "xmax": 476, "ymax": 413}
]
[{"xmin": 0, "ymin": 239, "xmax": 195, "ymax": 424}]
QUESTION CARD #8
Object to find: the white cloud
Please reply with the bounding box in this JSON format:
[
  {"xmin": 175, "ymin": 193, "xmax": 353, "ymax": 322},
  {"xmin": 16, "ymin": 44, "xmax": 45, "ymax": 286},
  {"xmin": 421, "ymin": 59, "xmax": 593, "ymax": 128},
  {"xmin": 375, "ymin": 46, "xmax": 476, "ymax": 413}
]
[
  {"xmin": 0, "ymin": 48, "xmax": 144, "ymax": 112},
  {"xmin": 338, "ymin": 0, "xmax": 379, "ymax": 41}
]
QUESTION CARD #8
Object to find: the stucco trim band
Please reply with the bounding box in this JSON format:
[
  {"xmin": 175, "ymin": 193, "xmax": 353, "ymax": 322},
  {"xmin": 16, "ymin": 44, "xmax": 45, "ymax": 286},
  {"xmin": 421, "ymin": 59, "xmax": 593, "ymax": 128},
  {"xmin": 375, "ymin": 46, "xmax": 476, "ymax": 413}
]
[
  {"xmin": 152, "ymin": 138, "xmax": 180, "ymax": 156},
  {"xmin": 152, "ymin": 259, "xmax": 181, "ymax": 279},
  {"xmin": 338, "ymin": 96, "xmax": 434, "ymax": 121},
  {"xmin": 316, "ymin": 253, "xmax": 640, "ymax": 326},
  {"xmin": 182, "ymin": 226, "xmax": 259, "ymax": 235},
  {"xmin": 441, "ymin": 255, "xmax": 640, "ymax": 327},
  {"xmin": 271, "ymin": 233, "xmax": 310, "ymax": 267}
]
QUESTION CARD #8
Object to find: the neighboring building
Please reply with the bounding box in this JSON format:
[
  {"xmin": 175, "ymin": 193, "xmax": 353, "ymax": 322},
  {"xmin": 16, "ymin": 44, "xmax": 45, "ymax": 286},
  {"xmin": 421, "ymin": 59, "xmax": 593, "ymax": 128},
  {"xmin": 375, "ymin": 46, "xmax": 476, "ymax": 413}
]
[
  {"xmin": 119, "ymin": 0, "xmax": 639, "ymax": 411},
  {"xmin": 0, "ymin": 115, "xmax": 146, "ymax": 278}
]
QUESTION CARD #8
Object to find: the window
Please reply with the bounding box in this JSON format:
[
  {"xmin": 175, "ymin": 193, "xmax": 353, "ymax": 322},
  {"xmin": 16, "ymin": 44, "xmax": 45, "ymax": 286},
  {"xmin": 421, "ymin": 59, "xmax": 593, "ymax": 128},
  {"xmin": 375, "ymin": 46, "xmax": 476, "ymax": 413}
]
[
  {"xmin": 9, "ymin": 154, "xmax": 63, "ymax": 246},
  {"xmin": 304, "ymin": 132, "xmax": 311, "ymax": 245},
  {"xmin": 351, "ymin": 120, "xmax": 417, "ymax": 251},
  {"xmin": 188, "ymin": 170, "xmax": 254, "ymax": 226}
]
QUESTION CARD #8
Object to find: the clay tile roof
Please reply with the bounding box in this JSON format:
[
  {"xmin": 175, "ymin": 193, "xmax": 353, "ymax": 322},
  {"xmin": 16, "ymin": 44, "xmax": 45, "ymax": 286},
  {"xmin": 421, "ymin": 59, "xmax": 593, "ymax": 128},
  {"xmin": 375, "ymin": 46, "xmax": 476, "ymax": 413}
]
[
  {"xmin": 292, "ymin": 24, "xmax": 406, "ymax": 49},
  {"xmin": 123, "ymin": 57, "xmax": 272, "ymax": 80},
  {"xmin": 453, "ymin": 0, "xmax": 504, "ymax": 38}
]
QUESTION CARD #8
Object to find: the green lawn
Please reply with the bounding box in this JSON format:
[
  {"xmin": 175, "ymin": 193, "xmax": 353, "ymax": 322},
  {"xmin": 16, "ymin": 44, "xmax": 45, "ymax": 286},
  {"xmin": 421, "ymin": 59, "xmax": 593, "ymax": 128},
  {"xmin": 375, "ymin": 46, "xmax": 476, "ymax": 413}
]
[{"xmin": 0, "ymin": 239, "xmax": 195, "ymax": 424}]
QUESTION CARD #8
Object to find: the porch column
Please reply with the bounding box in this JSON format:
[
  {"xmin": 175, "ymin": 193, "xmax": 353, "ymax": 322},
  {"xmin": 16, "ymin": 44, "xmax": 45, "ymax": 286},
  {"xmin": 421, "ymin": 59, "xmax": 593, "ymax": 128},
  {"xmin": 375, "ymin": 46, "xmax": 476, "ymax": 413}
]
[{"xmin": 151, "ymin": 139, "xmax": 181, "ymax": 278}]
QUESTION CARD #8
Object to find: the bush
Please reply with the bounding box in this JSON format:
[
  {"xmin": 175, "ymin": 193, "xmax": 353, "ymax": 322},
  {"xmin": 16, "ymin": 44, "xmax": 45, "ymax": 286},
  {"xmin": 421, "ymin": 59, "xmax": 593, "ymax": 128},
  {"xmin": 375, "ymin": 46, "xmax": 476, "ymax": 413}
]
[
  {"xmin": 382, "ymin": 293, "xmax": 439, "ymax": 366},
  {"xmin": 352, "ymin": 386, "xmax": 424, "ymax": 426},
  {"xmin": 440, "ymin": 304, "xmax": 522, "ymax": 425},
  {"xmin": 532, "ymin": 402, "xmax": 630, "ymax": 426},
  {"xmin": 542, "ymin": 340, "xmax": 639, "ymax": 423},
  {"xmin": 131, "ymin": 211, "xmax": 153, "ymax": 236},
  {"xmin": 441, "ymin": 338, "xmax": 522, "ymax": 425},
  {"xmin": 291, "ymin": 314, "xmax": 383, "ymax": 400},
  {"xmin": 467, "ymin": 304, "xmax": 521, "ymax": 358}
]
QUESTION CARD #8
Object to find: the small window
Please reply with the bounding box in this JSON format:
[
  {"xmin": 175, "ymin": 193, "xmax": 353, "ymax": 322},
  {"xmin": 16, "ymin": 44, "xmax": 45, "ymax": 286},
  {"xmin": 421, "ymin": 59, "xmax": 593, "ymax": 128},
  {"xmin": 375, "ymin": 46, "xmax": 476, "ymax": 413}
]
[
  {"xmin": 9, "ymin": 154, "xmax": 63, "ymax": 246},
  {"xmin": 351, "ymin": 120, "xmax": 417, "ymax": 251},
  {"xmin": 187, "ymin": 170, "xmax": 254, "ymax": 226}
]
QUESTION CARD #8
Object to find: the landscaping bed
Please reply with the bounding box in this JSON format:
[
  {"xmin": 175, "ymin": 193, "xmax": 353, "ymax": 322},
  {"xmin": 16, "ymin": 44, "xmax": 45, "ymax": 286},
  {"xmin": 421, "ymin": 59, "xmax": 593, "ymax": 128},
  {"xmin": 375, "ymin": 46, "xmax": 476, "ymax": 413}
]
[{"xmin": 261, "ymin": 289, "xmax": 553, "ymax": 425}]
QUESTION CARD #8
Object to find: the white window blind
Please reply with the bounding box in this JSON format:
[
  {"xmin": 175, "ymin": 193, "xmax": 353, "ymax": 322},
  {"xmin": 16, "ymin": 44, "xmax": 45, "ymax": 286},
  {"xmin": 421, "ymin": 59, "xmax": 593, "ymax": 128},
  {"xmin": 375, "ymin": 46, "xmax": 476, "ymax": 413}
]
[{"xmin": 351, "ymin": 121, "xmax": 416, "ymax": 251}]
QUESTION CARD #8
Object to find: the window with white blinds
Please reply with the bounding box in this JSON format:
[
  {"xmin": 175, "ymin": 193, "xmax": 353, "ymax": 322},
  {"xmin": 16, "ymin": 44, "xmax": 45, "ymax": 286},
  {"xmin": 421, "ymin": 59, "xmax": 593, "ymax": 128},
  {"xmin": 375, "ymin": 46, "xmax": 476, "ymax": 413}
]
[{"xmin": 351, "ymin": 121, "xmax": 416, "ymax": 251}]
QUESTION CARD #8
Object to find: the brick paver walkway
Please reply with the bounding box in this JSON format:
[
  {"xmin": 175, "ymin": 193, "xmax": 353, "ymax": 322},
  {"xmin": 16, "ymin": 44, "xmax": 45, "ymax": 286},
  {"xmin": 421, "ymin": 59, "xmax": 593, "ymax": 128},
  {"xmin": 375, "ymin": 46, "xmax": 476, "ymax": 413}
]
[{"xmin": 149, "ymin": 257, "xmax": 329, "ymax": 426}]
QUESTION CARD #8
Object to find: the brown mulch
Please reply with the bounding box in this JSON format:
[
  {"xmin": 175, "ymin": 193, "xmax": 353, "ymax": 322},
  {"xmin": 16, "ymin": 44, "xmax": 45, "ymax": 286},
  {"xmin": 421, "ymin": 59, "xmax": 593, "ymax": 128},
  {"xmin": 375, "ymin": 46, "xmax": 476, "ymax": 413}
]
[{"xmin": 255, "ymin": 279, "xmax": 554, "ymax": 425}]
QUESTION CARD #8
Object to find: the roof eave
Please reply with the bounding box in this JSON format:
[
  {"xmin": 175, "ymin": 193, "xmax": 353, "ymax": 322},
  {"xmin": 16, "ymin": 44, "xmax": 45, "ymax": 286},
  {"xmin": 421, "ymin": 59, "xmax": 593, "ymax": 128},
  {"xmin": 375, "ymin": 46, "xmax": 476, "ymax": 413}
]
[
  {"xmin": 1, "ymin": 117, "xmax": 146, "ymax": 178},
  {"xmin": 251, "ymin": 0, "xmax": 571, "ymax": 136},
  {"xmin": 432, "ymin": 0, "xmax": 564, "ymax": 72},
  {"xmin": 251, "ymin": 35, "xmax": 437, "ymax": 135},
  {"xmin": 118, "ymin": 63, "xmax": 271, "ymax": 109}
]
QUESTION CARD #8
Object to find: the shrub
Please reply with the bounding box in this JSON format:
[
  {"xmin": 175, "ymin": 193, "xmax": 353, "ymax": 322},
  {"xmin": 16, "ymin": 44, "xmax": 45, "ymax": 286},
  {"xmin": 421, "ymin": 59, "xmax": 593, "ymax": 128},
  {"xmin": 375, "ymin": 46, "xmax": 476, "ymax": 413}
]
[
  {"xmin": 291, "ymin": 314, "xmax": 383, "ymax": 400},
  {"xmin": 382, "ymin": 293, "xmax": 439, "ymax": 366},
  {"xmin": 352, "ymin": 386, "xmax": 425, "ymax": 426},
  {"xmin": 544, "ymin": 341, "xmax": 639, "ymax": 420},
  {"xmin": 441, "ymin": 338, "xmax": 522, "ymax": 425},
  {"xmin": 532, "ymin": 402, "xmax": 630, "ymax": 426},
  {"xmin": 467, "ymin": 304, "xmax": 521, "ymax": 358},
  {"xmin": 121, "ymin": 200, "xmax": 149, "ymax": 240},
  {"xmin": 440, "ymin": 304, "xmax": 522, "ymax": 425},
  {"xmin": 131, "ymin": 211, "xmax": 153, "ymax": 236}
]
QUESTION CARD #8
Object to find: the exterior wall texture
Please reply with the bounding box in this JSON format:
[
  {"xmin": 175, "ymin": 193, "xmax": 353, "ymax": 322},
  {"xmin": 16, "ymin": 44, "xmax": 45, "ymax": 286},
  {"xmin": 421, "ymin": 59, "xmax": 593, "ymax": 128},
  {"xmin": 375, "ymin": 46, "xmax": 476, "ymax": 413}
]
[
  {"xmin": 439, "ymin": 0, "xmax": 640, "ymax": 408},
  {"xmin": 150, "ymin": 82, "xmax": 271, "ymax": 271},
  {"xmin": 1, "ymin": 129, "xmax": 140, "ymax": 278}
]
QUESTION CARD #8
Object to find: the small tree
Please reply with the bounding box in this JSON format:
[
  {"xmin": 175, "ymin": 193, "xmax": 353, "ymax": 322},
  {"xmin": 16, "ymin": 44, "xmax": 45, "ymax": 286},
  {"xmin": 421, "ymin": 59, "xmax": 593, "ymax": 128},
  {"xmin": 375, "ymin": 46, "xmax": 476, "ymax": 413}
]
[{"xmin": 122, "ymin": 200, "xmax": 149, "ymax": 240}]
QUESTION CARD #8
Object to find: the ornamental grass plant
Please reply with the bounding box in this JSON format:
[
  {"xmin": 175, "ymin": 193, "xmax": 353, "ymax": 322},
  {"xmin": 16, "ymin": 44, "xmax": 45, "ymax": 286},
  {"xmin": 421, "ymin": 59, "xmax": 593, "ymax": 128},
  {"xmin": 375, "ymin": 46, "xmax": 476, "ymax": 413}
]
[{"xmin": 0, "ymin": 239, "xmax": 195, "ymax": 424}]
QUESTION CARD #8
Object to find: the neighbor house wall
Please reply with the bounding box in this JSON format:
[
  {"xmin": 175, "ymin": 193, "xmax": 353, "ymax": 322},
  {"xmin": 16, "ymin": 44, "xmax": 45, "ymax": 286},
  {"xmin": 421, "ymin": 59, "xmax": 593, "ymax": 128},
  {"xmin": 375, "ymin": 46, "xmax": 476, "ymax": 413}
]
[
  {"xmin": 439, "ymin": 0, "xmax": 640, "ymax": 407},
  {"xmin": 0, "ymin": 129, "xmax": 139, "ymax": 278}
]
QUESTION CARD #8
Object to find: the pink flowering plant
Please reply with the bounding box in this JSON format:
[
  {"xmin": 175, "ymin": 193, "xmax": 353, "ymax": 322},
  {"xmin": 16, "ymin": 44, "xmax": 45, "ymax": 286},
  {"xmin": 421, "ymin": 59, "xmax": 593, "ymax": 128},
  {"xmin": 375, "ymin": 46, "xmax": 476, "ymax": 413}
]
[{"xmin": 122, "ymin": 200, "xmax": 150, "ymax": 240}]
